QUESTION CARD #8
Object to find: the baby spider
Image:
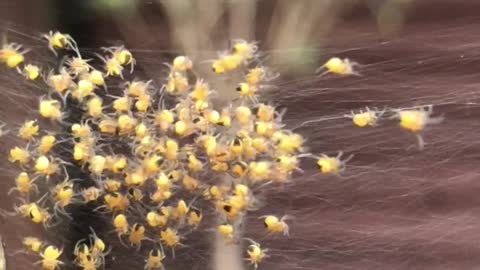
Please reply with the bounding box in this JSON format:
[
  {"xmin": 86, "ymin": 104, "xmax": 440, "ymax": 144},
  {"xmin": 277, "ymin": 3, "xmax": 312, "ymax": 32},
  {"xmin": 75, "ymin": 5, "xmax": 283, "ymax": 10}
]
[
  {"xmin": 211, "ymin": 53, "xmax": 244, "ymax": 74},
  {"xmin": 113, "ymin": 46, "xmax": 135, "ymax": 72},
  {"xmin": 64, "ymin": 56, "xmax": 93, "ymax": 76},
  {"xmin": 244, "ymin": 66, "xmax": 278, "ymax": 86},
  {"xmin": 73, "ymin": 242, "xmax": 90, "ymax": 264},
  {"xmin": 20, "ymin": 237, "xmax": 44, "ymax": 254},
  {"xmin": 22, "ymin": 64, "xmax": 41, "ymax": 80},
  {"xmin": 144, "ymin": 249, "xmax": 166, "ymax": 270},
  {"xmin": 231, "ymin": 39, "xmax": 259, "ymax": 60},
  {"xmin": 38, "ymin": 134, "xmax": 56, "ymax": 155},
  {"xmin": 245, "ymin": 239, "xmax": 268, "ymax": 270},
  {"xmin": 344, "ymin": 107, "xmax": 385, "ymax": 128},
  {"xmin": 112, "ymin": 214, "xmax": 129, "ymax": 245},
  {"xmin": 315, "ymin": 57, "xmax": 360, "ymax": 77},
  {"xmin": 260, "ymin": 215, "xmax": 291, "ymax": 236},
  {"xmin": 51, "ymin": 179, "xmax": 76, "ymax": 219},
  {"xmin": 35, "ymin": 245, "xmax": 64, "ymax": 270},
  {"xmin": 160, "ymin": 228, "xmax": 182, "ymax": 257},
  {"xmin": 9, "ymin": 146, "xmax": 31, "ymax": 166},
  {"xmin": 16, "ymin": 200, "xmax": 53, "ymax": 227},
  {"xmin": 236, "ymin": 83, "xmax": 261, "ymax": 103},
  {"xmin": 0, "ymin": 42, "xmax": 28, "ymax": 68},
  {"xmin": 128, "ymin": 223, "xmax": 148, "ymax": 250},
  {"xmin": 393, "ymin": 104, "xmax": 443, "ymax": 150},
  {"xmin": 187, "ymin": 209, "xmax": 202, "ymax": 227},
  {"xmin": 169, "ymin": 55, "xmax": 193, "ymax": 72},
  {"xmin": 86, "ymin": 69, "xmax": 105, "ymax": 87},
  {"xmin": 43, "ymin": 30, "xmax": 79, "ymax": 56},
  {"xmin": 102, "ymin": 46, "xmax": 136, "ymax": 73},
  {"xmin": 39, "ymin": 97, "xmax": 64, "ymax": 122},
  {"xmin": 74, "ymin": 227, "xmax": 109, "ymax": 268},
  {"xmin": 35, "ymin": 155, "xmax": 63, "ymax": 178},
  {"xmin": 46, "ymin": 67, "xmax": 73, "ymax": 97},
  {"xmin": 17, "ymin": 119, "xmax": 39, "ymax": 141},
  {"xmin": 165, "ymin": 71, "xmax": 189, "ymax": 95},
  {"xmin": 101, "ymin": 192, "xmax": 130, "ymax": 212},
  {"xmin": 190, "ymin": 79, "xmax": 213, "ymax": 102},
  {"xmin": 146, "ymin": 210, "xmax": 168, "ymax": 228},
  {"xmin": 85, "ymin": 95, "xmax": 104, "ymax": 119},
  {"xmin": 248, "ymin": 161, "xmax": 272, "ymax": 182},
  {"xmin": 76, "ymin": 252, "xmax": 101, "ymax": 270},
  {"xmin": 96, "ymin": 53, "xmax": 124, "ymax": 79},
  {"xmin": 8, "ymin": 171, "xmax": 38, "ymax": 196},
  {"xmin": 89, "ymin": 227, "xmax": 110, "ymax": 261},
  {"xmin": 217, "ymin": 223, "xmax": 238, "ymax": 244},
  {"xmin": 315, "ymin": 151, "xmax": 353, "ymax": 175},
  {"xmin": 81, "ymin": 186, "xmax": 102, "ymax": 203}
]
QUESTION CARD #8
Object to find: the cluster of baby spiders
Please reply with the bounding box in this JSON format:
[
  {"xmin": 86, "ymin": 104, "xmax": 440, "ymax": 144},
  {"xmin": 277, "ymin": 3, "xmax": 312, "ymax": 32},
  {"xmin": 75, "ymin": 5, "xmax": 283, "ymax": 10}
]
[
  {"xmin": 0, "ymin": 27, "xmax": 447, "ymax": 270},
  {"xmin": 0, "ymin": 30, "xmax": 362, "ymax": 270}
]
